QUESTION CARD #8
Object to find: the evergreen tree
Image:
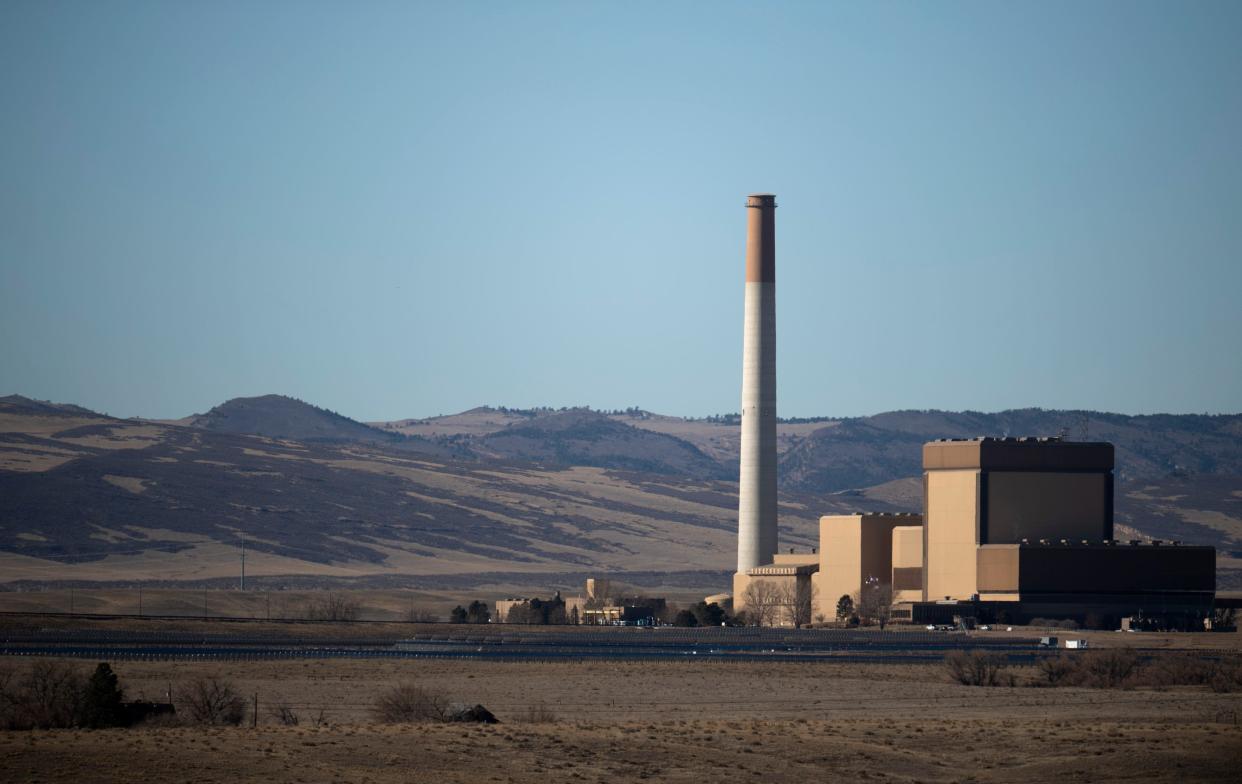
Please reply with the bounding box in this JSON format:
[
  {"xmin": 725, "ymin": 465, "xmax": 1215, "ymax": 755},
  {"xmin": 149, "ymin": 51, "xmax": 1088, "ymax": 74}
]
[
  {"xmin": 466, "ymin": 600, "xmax": 491, "ymax": 624},
  {"xmin": 835, "ymin": 594, "xmax": 855, "ymax": 623},
  {"xmin": 691, "ymin": 601, "xmax": 726, "ymax": 627},
  {"xmin": 450, "ymin": 605, "xmax": 468, "ymax": 624},
  {"xmin": 79, "ymin": 663, "xmax": 124, "ymax": 728}
]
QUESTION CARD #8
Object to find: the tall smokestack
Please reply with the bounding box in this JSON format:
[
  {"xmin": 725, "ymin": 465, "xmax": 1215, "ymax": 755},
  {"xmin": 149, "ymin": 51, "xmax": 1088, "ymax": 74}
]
[{"xmin": 737, "ymin": 193, "xmax": 777, "ymax": 573}]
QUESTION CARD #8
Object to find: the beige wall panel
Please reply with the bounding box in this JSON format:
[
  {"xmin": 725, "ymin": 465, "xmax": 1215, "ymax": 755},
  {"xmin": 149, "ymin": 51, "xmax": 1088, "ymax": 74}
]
[
  {"xmin": 860, "ymin": 521, "xmax": 896, "ymax": 586},
  {"xmin": 733, "ymin": 572, "xmax": 751, "ymax": 612},
  {"xmin": 892, "ymin": 526, "xmax": 924, "ymax": 569},
  {"xmin": 926, "ymin": 469, "xmax": 980, "ymax": 600},
  {"xmin": 976, "ymin": 545, "xmax": 1020, "ymax": 592},
  {"xmin": 817, "ymin": 515, "xmax": 862, "ymax": 616}
]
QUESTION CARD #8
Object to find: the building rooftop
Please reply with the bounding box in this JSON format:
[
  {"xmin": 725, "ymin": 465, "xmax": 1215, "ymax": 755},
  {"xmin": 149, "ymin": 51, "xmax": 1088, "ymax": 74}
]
[
  {"xmin": 923, "ymin": 437, "xmax": 1114, "ymax": 472},
  {"xmin": 746, "ymin": 563, "xmax": 820, "ymax": 576}
]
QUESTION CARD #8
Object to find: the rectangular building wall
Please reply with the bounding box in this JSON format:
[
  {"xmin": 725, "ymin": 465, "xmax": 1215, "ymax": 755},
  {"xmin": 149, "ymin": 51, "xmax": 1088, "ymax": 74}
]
[
  {"xmin": 892, "ymin": 525, "xmax": 925, "ymax": 603},
  {"xmin": 985, "ymin": 472, "xmax": 1111, "ymax": 543},
  {"xmin": 814, "ymin": 516, "xmax": 862, "ymax": 619},
  {"xmin": 925, "ymin": 470, "xmax": 981, "ymax": 601}
]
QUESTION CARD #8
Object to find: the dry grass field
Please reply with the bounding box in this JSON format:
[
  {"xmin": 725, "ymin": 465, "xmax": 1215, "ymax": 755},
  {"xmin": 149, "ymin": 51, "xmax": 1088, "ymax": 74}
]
[{"xmin": 3, "ymin": 651, "xmax": 1242, "ymax": 783}]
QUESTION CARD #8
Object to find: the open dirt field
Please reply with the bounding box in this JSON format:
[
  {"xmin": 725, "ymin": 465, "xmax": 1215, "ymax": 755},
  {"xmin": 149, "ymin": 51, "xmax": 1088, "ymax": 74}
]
[
  {"xmin": 7, "ymin": 716, "xmax": 1240, "ymax": 784},
  {"xmin": 3, "ymin": 653, "xmax": 1241, "ymax": 783}
]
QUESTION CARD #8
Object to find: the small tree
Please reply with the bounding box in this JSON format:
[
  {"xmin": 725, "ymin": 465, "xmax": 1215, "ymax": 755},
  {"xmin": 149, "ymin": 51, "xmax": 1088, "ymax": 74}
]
[
  {"xmin": 371, "ymin": 684, "xmax": 450, "ymax": 723},
  {"xmin": 772, "ymin": 582, "xmax": 817, "ymax": 628},
  {"xmin": 79, "ymin": 663, "xmax": 124, "ymax": 728},
  {"xmin": 405, "ymin": 606, "xmax": 440, "ymax": 623},
  {"xmin": 854, "ymin": 577, "xmax": 893, "ymax": 628},
  {"xmin": 945, "ymin": 651, "xmax": 1008, "ymax": 687},
  {"xmin": 180, "ymin": 676, "xmax": 247, "ymax": 725},
  {"xmin": 741, "ymin": 581, "xmax": 782, "ymax": 627},
  {"xmin": 1036, "ymin": 655, "xmax": 1075, "ymax": 686},
  {"xmin": 835, "ymin": 594, "xmax": 854, "ymax": 624},
  {"xmin": 691, "ymin": 601, "xmax": 726, "ymax": 627},
  {"xmin": 673, "ymin": 609, "xmax": 697, "ymax": 627},
  {"xmin": 0, "ymin": 660, "xmax": 86, "ymax": 730},
  {"xmin": 305, "ymin": 593, "xmax": 361, "ymax": 622},
  {"xmin": 466, "ymin": 600, "xmax": 491, "ymax": 624},
  {"xmin": 450, "ymin": 605, "xmax": 468, "ymax": 623}
]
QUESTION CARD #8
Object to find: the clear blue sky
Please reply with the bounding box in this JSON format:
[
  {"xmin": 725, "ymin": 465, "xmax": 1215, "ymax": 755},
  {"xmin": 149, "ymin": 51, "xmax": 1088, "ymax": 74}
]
[{"xmin": 2, "ymin": 1, "xmax": 1239, "ymax": 420}]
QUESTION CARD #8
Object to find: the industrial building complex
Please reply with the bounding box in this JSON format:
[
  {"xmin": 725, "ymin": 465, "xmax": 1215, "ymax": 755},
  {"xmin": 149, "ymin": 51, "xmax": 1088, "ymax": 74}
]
[{"xmin": 730, "ymin": 193, "xmax": 1216, "ymax": 630}]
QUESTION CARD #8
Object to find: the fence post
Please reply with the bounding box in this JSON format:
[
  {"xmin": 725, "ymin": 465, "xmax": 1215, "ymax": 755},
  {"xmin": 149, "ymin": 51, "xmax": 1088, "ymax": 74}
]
[{"xmin": 252, "ymin": 692, "xmax": 258, "ymax": 728}]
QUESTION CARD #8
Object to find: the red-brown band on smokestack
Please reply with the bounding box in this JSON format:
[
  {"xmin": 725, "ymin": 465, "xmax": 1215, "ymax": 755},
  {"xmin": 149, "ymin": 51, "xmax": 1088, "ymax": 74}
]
[{"xmin": 745, "ymin": 194, "xmax": 776, "ymax": 283}]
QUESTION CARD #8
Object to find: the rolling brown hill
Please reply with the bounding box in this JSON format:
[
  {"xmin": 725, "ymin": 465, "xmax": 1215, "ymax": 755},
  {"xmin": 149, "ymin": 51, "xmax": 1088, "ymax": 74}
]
[
  {"xmin": 188, "ymin": 394, "xmax": 410, "ymax": 445},
  {"xmin": 1, "ymin": 395, "xmax": 1239, "ymax": 591},
  {"xmin": 777, "ymin": 409, "xmax": 1242, "ymax": 493},
  {"xmin": 471, "ymin": 408, "xmax": 730, "ymax": 480},
  {"xmin": 0, "ymin": 396, "xmax": 855, "ymax": 593}
]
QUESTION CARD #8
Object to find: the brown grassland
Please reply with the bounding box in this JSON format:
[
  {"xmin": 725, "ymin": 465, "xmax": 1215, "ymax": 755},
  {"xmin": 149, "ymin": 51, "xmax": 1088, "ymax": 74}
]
[{"xmin": 3, "ymin": 646, "xmax": 1242, "ymax": 783}]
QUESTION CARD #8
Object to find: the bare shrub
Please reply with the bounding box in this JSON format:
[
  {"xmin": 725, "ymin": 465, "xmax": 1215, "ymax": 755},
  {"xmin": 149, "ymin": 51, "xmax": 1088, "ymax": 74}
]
[
  {"xmin": 309, "ymin": 706, "xmax": 329, "ymax": 727},
  {"xmin": 945, "ymin": 650, "xmax": 1009, "ymax": 687},
  {"xmin": 0, "ymin": 664, "xmax": 16, "ymax": 728},
  {"xmin": 1075, "ymin": 648, "xmax": 1140, "ymax": 688},
  {"xmin": 1029, "ymin": 617, "xmax": 1080, "ymax": 630},
  {"xmin": 1138, "ymin": 654, "xmax": 1216, "ymax": 689},
  {"xmin": 405, "ymin": 606, "xmax": 440, "ymax": 623},
  {"xmin": 371, "ymin": 684, "xmax": 450, "ymax": 723},
  {"xmin": 1209, "ymin": 657, "xmax": 1242, "ymax": 693},
  {"xmin": 268, "ymin": 702, "xmax": 299, "ymax": 726},
  {"xmin": 305, "ymin": 593, "xmax": 361, "ymax": 622},
  {"xmin": 519, "ymin": 702, "xmax": 558, "ymax": 723},
  {"xmin": 0, "ymin": 660, "xmax": 87, "ymax": 730},
  {"xmin": 179, "ymin": 676, "xmax": 247, "ymax": 725},
  {"xmin": 1036, "ymin": 655, "xmax": 1075, "ymax": 686}
]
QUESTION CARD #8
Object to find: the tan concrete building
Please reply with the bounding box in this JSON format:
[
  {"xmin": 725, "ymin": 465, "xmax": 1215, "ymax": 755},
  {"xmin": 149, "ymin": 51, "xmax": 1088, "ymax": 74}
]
[
  {"xmin": 911, "ymin": 437, "xmax": 1214, "ymax": 627},
  {"xmin": 923, "ymin": 437, "xmax": 1113, "ymax": 602},
  {"xmin": 774, "ymin": 437, "xmax": 1216, "ymax": 629},
  {"xmin": 811, "ymin": 513, "xmax": 922, "ymax": 620},
  {"xmin": 733, "ymin": 550, "xmax": 818, "ymax": 627},
  {"xmin": 891, "ymin": 525, "xmax": 924, "ymax": 604}
]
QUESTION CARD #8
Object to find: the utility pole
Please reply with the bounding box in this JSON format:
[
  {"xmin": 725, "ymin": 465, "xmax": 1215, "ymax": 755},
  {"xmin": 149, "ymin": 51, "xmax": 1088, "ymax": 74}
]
[
  {"xmin": 240, "ymin": 537, "xmax": 246, "ymax": 592},
  {"xmin": 138, "ymin": 585, "xmax": 143, "ymax": 617},
  {"xmin": 69, "ymin": 588, "xmax": 74, "ymax": 615}
]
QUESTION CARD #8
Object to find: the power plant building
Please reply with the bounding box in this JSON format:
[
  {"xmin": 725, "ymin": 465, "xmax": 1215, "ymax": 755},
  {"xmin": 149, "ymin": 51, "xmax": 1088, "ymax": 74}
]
[
  {"xmin": 796, "ymin": 437, "xmax": 1215, "ymax": 628},
  {"xmin": 727, "ymin": 193, "xmax": 1215, "ymax": 629},
  {"xmin": 813, "ymin": 513, "xmax": 922, "ymax": 617}
]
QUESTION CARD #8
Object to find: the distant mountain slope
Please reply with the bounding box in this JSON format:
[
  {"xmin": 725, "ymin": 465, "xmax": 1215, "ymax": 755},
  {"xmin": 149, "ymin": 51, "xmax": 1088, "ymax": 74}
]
[
  {"xmin": 474, "ymin": 409, "xmax": 731, "ymax": 480},
  {"xmin": 2, "ymin": 395, "xmax": 1239, "ymax": 590},
  {"xmin": 0, "ymin": 402, "xmax": 863, "ymax": 587},
  {"xmin": 0, "ymin": 394, "xmax": 104, "ymax": 419},
  {"xmin": 1115, "ymin": 474, "xmax": 1242, "ymax": 555},
  {"xmin": 778, "ymin": 409, "xmax": 1242, "ymax": 494},
  {"xmin": 188, "ymin": 395, "xmax": 405, "ymax": 444},
  {"xmin": 371, "ymin": 406, "xmax": 540, "ymax": 439}
]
